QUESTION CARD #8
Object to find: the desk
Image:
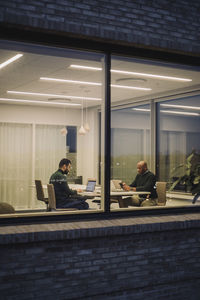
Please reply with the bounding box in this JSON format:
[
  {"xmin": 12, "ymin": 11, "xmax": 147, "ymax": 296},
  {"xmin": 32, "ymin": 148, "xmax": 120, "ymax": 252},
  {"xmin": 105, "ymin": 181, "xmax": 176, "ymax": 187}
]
[
  {"xmin": 81, "ymin": 190, "xmax": 150, "ymax": 208},
  {"xmin": 33, "ymin": 184, "xmax": 150, "ymax": 208},
  {"xmin": 110, "ymin": 191, "xmax": 150, "ymax": 208}
]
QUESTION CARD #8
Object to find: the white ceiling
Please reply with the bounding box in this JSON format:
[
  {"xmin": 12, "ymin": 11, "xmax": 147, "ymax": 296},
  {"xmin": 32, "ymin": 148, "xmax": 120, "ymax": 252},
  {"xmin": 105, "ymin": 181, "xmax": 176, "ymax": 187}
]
[{"xmin": 0, "ymin": 48, "xmax": 200, "ymax": 110}]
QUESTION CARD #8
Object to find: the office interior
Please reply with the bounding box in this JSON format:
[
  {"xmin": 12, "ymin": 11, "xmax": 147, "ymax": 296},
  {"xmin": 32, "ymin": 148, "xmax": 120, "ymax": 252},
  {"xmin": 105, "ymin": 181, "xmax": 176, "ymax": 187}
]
[{"xmin": 0, "ymin": 40, "xmax": 200, "ymax": 214}]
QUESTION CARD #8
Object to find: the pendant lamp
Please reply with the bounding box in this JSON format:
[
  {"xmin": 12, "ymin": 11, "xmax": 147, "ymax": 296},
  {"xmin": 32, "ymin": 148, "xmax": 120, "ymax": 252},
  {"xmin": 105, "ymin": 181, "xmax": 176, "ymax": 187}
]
[
  {"xmin": 84, "ymin": 100, "xmax": 90, "ymax": 132},
  {"xmin": 60, "ymin": 127, "xmax": 68, "ymax": 136},
  {"xmin": 79, "ymin": 99, "xmax": 86, "ymax": 135}
]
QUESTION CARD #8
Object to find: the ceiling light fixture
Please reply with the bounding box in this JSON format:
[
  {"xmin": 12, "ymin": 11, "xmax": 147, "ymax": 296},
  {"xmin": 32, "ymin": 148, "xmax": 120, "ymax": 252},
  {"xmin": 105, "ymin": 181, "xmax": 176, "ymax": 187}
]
[
  {"xmin": 7, "ymin": 91, "xmax": 101, "ymax": 101},
  {"xmin": 161, "ymin": 104, "xmax": 200, "ymax": 110},
  {"xmin": 111, "ymin": 84, "xmax": 151, "ymax": 91},
  {"xmin": 111, "ymin": 70, "xmax": 192, "ymax": 82},
  {"xmin": 70, "ymin": 64, "xmax": 102, "ymax": 71},
  {"xmin": 160, "ymin": 110, "xmax": 199, "ymax": 116},
  {"xmin": 132, "ymin": 108, "xmax": 150, "ymax": 112},
  {"xmin": 40, "ymin": 77, "xmax": 101, "ymax": 86},
  {"xmin": 0, "ymin": 98, "xmax": 80, "ymax": 106},
  {"xmin": 40, "ymin": 77, "xmax": 151, "ymax": 91},
  {"xmin": 0, "ymin": 54, "xmax": 23, "ymax": 70},
  {"xmin": 69, "ymin": 64, "xmax": 192, "ymax": 82},
  {"xmin": 79, "ymin": 99, "xmax": 86, "ymax": 135},
  {"xmin": 132, "ymin": 108, "xmax": 199, "ymax": 116}
]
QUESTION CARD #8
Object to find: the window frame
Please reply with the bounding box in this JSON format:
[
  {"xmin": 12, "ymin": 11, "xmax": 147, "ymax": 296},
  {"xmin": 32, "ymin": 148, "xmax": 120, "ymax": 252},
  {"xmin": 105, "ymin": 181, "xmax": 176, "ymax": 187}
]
[{"xmin": 0, "ymin": 24, "xmax": 200, "ymax": 225}]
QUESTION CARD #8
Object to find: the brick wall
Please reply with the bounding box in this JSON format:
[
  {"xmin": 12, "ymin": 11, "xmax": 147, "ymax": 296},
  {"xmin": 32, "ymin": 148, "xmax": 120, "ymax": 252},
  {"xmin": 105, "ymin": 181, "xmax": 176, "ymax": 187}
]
[
  {"xmin": 0, "ymin": 0, "xmax": 200, "ymax": 54},
  {"xmin": 1, "ymin": 214, "xmax": 200, "ymax": 299}
]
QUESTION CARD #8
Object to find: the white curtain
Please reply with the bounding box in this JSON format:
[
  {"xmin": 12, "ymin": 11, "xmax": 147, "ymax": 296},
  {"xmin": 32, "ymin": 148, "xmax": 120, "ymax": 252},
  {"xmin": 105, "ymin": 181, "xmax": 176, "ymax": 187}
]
[
  {"xmin": 35, "ymin": 124, "xmax": 66, "ymax": 184},
  {"xmin": 0, "ymin": 122, "xmax": 32, "ymax": 210},
  {"xmin": 0, "ymin": 123, "xmax": 66, "ymax": 210}
]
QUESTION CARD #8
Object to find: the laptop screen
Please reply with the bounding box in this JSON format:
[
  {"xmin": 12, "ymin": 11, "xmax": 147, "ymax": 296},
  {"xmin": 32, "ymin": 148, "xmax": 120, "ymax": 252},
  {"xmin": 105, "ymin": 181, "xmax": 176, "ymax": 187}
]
[{"xmin": 86, "ymin": 180, "xmax": 96, "ymax": 192}]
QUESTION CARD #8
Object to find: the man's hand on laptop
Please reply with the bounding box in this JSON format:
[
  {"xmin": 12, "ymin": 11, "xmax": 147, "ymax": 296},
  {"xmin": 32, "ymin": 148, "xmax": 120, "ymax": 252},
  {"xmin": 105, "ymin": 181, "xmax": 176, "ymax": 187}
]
[{"xmin": 77, "ymin": 188, "xmax": 83, "ymax": 193}]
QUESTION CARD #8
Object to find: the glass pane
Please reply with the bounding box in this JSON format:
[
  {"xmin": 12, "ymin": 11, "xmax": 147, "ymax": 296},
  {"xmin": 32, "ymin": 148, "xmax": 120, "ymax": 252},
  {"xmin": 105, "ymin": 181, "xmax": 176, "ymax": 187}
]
[
  {"xmin": 111, "ymin": 54, "xmax": 200, "ymax": 210},
  {"xmin": 111, "ymin": 104, "xmax": 151, "ymax": 183},
  {"xmin": 157, "ymin": 95, "xmax": 200, "ymax": 206},
  {"xmin": 0, "ymin": 40, "xmax": 105, "ymax": 214}
]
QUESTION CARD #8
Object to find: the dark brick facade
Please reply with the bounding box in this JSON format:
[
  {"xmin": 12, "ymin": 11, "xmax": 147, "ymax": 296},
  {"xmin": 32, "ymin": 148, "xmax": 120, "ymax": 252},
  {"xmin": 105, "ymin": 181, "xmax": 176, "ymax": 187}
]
[
  {"xmin": 0, "ymin": 0, "xmax": 200, "ymax": 54},
  {"xmin": 0, "ymin": 214, "xmax": 200, "ymax": 299},
  {"xmin": 1, "ymin": 1, "xmax": 200, "ymax": 299}
]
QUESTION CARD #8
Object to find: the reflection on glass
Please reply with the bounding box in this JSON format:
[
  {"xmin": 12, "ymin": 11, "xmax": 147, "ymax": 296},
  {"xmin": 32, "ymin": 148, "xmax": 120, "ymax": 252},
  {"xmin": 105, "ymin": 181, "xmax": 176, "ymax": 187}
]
[
  {"xmin": 157, "ymin": 95, "xmax": 200, "ymax": 206},
  {"xmin": 111, "ymin": 105, "xmax": 151, "ymax": 183},
  {"xmin": 111, "ymin": 54, "xmax": 200, "ymax": 209}
]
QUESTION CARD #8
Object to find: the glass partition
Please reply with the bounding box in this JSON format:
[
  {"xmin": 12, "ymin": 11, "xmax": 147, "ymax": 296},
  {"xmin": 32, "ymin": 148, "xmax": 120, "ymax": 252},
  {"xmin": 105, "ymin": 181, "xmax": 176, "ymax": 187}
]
[{"xmin": 0, "ymin": 40, "xmax": 105, "ymax": 213}]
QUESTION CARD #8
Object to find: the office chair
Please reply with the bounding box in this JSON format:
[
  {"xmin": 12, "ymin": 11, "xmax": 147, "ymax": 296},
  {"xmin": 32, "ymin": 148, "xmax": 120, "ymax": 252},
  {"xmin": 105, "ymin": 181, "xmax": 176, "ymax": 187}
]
[
  {"xmin": 35, "ymin": 180, "xmax": 49, "ymax": 211},
  {"xmin": 47, "ymin": 184, "xmax": 77, "ymax": 211},
  {"xmin": 156, "ymin": 182, "xmax": 167, "ymax": 206},
  {"xmin": 0, "ymin": 202, "xmax": 15, "ymax": 214}
]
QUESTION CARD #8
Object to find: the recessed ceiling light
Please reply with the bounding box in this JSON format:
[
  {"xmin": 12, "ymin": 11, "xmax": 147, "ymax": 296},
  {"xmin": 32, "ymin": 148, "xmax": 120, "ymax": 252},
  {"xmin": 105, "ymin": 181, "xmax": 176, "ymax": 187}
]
[
  {"xmin": 7, "ymin": 91, "xmax": 101, "ymax": 101},
  {"xmin": 0, "ymin": 98, "xmax": 81, "ymax": 106},
  {"xmin": 0, "ymin": 54, "xmax": 23, "ymax": 69},
  {"xmin": 69, "ymin": 64, "xmax": 192, "ymax": 82},
  {"xmin": 161, "ymin": 104, "xmax": 200, "ymax": 110},
  {"xmin": 40, "ymin": 77, "xmax": 101, "ymax": 86},
  {"xmin": 40, "ymin": 77, "xmax": 151, "ymax": 91},
  {"xmin": 132, "ymin": 108, "xmax": 199, "ymax": 116},
  {"xmin": 132, "ymin": 108, "xmax": 150, "ymax": 112},
  {"xmin": 111, "ymin": 69, "xmax": 192, "ymax": 82},
  {"xmin": 111, "ymin": 84, "xmax": 151, "ymax": 91},
  {"xmin": 161, "ymin": 110, "xmax": 199, "ymax": 116},
  {"xmin": 69, "ymin": 64, "xmax": 102, "ymax": 71}
]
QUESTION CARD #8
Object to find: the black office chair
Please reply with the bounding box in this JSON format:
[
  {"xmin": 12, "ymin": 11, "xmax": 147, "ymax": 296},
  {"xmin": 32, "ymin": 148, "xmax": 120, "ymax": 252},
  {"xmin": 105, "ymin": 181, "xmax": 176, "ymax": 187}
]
[{"xmin": 35, "ymin": 180, "xmax": 49, "ymax": 211}]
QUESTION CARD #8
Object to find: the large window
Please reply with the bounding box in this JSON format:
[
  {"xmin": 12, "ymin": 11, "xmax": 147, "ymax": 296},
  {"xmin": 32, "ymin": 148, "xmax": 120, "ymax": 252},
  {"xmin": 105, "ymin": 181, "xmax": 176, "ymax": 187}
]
[
  {"xmin": 111, "ymin": 55, "xmax": 200, "ymax": 210},
  {"xmin": 0, "ymin": 39, "xmax": 200, "ymax": 218},
  {"xmin": 0, "ymin": 40, "xmax": 105, "ymax": 212}
]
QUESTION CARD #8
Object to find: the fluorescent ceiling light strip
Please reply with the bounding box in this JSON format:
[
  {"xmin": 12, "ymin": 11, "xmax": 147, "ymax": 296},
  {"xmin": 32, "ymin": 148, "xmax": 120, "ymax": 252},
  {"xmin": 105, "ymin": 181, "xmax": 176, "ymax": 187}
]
[
  {"xmin": 70, "ymin": 64, "xmax": 102, "ymax": 71},
  {"xmin": 69, "ymin": 64, "xmax": 192, "ymax": 82},
  {"xmin": 40, "ymin": 77, "xmax": 151, "ymax": 90},
  {"xmin": 132, "ymin": 108, "xmax": 150, "ymax": 112},
  {"xmin": 111, "ymin": 70, "xmax": 192, "ymax": 82},
  {"xmin": 161, "ymin": 104, "xmax": 200, "ymax": 110},
  {"xmin": 0, "ymin": 98, "xmax": 81, "ymax": 106},
  {"xmin": 160, "ymin": 110, "xmax": 199, "ymax": 116},
  {"xmin": 132, "ymin": 108, "xmax": 199, "ymax": 116},
  {"xmin": 0, "ymin": 54, "xmax": 23, "ymax": 69},
  {"xmin": 111, "ymin": 84, "xmax": 151, "ymax": 91},
  {"xmin": 7, "ymin": 91, "xmax": 101, "ymax": 101},
  {"xmin": 40, "ymin": 77, "xmax": 101, "ymax": 86}
]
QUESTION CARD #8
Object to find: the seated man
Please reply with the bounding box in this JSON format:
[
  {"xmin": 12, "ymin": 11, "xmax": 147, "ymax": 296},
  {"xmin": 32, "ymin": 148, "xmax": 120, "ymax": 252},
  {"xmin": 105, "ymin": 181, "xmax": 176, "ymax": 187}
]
[
  {"xmin": 121, "ymin": 161, "xmax": 158, "ymax": 207},
  {"xmin": 49, "ymin": 158, "xmax": 89, "ymax": 210}
]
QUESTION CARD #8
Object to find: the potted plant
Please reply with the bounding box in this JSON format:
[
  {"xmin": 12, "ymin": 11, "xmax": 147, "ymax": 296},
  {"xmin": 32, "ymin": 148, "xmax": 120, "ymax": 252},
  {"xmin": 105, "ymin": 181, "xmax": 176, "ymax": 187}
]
[{"xmin": 168, "ymin": 150, "xmax": 200, "ymax": 196}]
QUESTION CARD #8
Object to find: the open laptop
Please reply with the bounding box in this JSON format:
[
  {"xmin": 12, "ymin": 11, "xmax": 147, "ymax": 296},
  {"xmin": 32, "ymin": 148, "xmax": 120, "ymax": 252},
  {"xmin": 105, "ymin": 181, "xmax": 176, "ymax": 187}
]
[{"xmin": 85, "ymin": 179, "xmax": 96, "ymax": 192}]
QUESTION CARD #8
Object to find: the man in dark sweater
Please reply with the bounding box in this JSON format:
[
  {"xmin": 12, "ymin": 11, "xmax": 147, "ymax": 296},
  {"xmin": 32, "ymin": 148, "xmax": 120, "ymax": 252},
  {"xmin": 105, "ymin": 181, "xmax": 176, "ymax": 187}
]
[
  {"xmin": 122, "ymin": 161, "xmax": 158, "ymax": 207},
  {"xmin": 49, "ymin": 158, "xmax": 89, "ymax": 210}
]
